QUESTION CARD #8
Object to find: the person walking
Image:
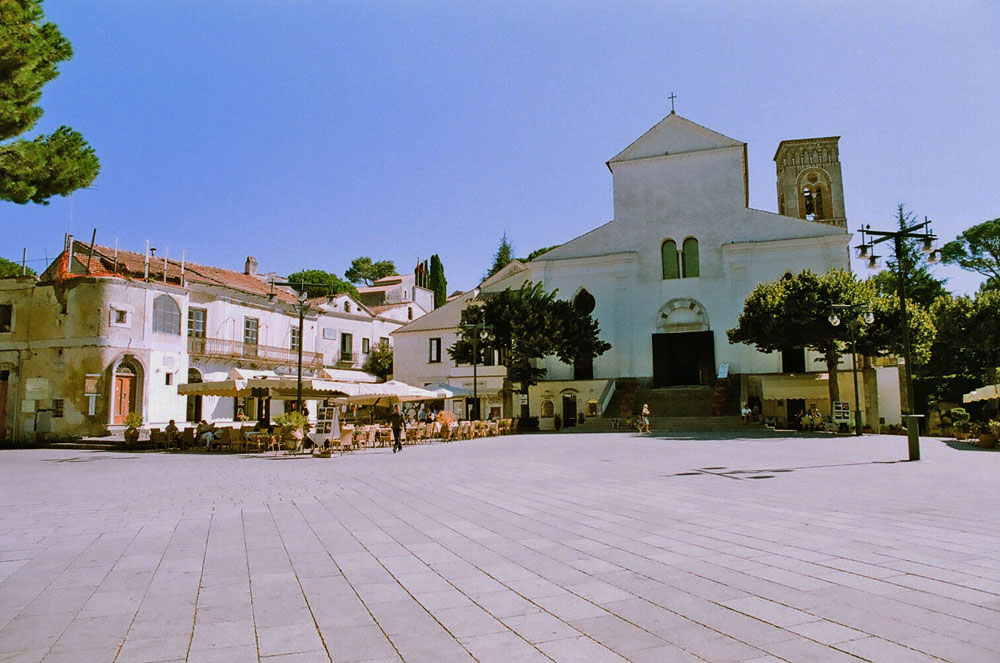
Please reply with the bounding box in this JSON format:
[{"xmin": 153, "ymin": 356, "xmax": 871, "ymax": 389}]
[
  {"xmin": 640, "ymin": 403, "xmax": 651, "ymax": 433},
  {"xmin": 389, "ymin": 405, "xmax": 406, "ymax": 453}
]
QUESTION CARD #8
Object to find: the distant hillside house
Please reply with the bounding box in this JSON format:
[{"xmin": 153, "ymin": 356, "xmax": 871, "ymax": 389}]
[
  {"xmin": 356, "ymin": 273, "xmax": 434, "ymax": 323},
  {"xmin": 392, "ymin": 112, "xmax": 902, "ymax": 429}
]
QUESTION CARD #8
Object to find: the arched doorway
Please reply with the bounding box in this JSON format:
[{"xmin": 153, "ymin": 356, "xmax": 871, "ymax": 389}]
[
  {"xmin": 112, "ymin": 360, "xmax": 141, "ymax": 424},
  {"xmin": 186, "ymin": 368, "xmax": 203, "ymax": 423},
  {"xmin": 652, "ymin": 299, "xmax": 715, "ymax": 387}
]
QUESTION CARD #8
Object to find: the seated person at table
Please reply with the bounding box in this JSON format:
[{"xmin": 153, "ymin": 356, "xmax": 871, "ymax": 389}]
[
  {"xmin": 165, "ymin": 420, "xmax": 180, "ymax": 445},
  {"xmin": 196, "ymin": 420, "xmax": 215, "ymax": 448}
]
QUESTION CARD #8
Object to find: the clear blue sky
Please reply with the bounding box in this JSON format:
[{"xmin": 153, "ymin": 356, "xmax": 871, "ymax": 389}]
[{"xmin": 3, "ymin": 1, "xmax": 997, "ymax": 294}]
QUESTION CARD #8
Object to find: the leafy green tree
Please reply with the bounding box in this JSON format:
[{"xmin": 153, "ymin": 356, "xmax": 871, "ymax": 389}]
[
  {"xmin": 855, "ymin": 294, "xmax": 935, "ymax": 367},
  {"xmin": 286, "ymin": 269, "xmax": 358, "ymax": 299},
  {"xmin": 730, "ymin": 267, "xmax": 937, "ymax": 407},
  {"xmin": 344, "ymin": 257, "xmax": 396, "ymax": 286},
  {"xmin": 485, "ymin": 232, "xmax": 513, "ymax": 279},
  {"xmin": 867, "ymin": 205, "xmax": 947, "ymax": 308},
  {"xmin": 1, "ymin": 1, "xmax": 99, "ymax": 204},
  {"xmin": 362, "ymin": 340, "xmax": 394, "ymax": 381},
  {"xmin": 0, "ymin": 256, "xmax": 34, "ymax": 277},
  {"xmin": 428, "ymin": 254, "xmax": 447, "ymax": 308},
  {"xmin": 449, "ymin": 281, "xmax": 610, "ymax": 392},
  {"xmin": 927, "ymin": 291, "xmax": 1000, "ymax": 387},
  {"xmin": 940, "ymin": 217, "xmax": 1000, "ymax": 291},
  {"xmin": 728, "ymin": 269, "xmax": 876, "ymax": 404}
]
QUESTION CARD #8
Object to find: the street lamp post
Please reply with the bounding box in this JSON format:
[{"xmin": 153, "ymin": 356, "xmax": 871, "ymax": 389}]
[
  {"xmin": 460, "ymin": 315, "xmax": 494, "ymax": 421},
  {"xmin": 268, "ymin": 280, "xmax": 313, "ymax": 417},
  {"xmin": 828, "ymin": 304, "xmax": 875, "ymax": 436},
  {"xmin": 855, "ymin": 219, "xmax": 940, "ymax": 460},
  {"xmin": 293, "ymin": 290, "xmax": 308, "ymax": 415}
]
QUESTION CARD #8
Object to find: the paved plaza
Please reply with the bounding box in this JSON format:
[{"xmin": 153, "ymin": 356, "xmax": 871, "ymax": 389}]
[{"xmin": 1, "ymin": 433, "xmax": 998, "ymax": 663}]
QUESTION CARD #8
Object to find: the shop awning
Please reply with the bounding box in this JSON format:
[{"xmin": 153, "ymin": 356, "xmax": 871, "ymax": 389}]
[
  {"xmin": 344, "ymin": 380, "xmax": 440, "ymax": 406},
  {"xmin": 177, "ymin": 375, "xmax": 359, "ymax": 400},
  {"xmin": 760, "ymin": 374, "xmax": 833, "ymax": 401},
  {"xmin": 423, "ymin": 382, "xmax": 472, "ymax": 399},
  {"xmin": 963, "ymin": 384, "xmax": 1000, "ymax": 403}
]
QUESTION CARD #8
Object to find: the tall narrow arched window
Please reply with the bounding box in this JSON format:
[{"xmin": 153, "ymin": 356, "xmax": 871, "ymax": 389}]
[
  {"xmin": 682, "ymin": 238, "xmax": 699, "ymax": 278},
  {"xmin": 661, "ymin": 240, "xmax": 679, "ymax": 280},
  {"xmin": 152, "ymin": 295, "xmax": 181, "ymax": 335}
]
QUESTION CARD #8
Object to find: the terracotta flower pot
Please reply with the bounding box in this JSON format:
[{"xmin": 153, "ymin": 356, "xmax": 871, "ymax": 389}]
[{"xmin": 978, "ymin": 433, "xmax": 998, "ymax": 449}]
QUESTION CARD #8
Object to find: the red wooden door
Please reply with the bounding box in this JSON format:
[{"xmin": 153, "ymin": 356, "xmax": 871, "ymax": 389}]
[{"xmin": 114, "ymin": 374, "xmax": 134, "ymax": 424}]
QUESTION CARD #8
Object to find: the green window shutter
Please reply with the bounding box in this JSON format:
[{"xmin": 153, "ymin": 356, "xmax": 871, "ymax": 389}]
[
  {"xmin": 683, "ymin": 238, "xmax": 699, "ymax": 278},
  {"xmin": 661, "ymin": 240, "xmax": 679, "ymax": 280}
]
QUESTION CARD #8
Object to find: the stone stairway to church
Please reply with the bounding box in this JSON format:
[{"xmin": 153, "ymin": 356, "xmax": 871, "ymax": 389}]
[
  {"xmin": 569, "ymin": 382, "xmax": 743, "ymax": 433},
  {"xmin": 570, "ymin": 415, "xmax": 746, "ymax": 433}
]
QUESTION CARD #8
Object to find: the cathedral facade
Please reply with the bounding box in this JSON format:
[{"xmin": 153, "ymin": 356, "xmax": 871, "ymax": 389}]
[{"xmin": 393, "ymin": 113, "xmax": 902, "ymax": 428}]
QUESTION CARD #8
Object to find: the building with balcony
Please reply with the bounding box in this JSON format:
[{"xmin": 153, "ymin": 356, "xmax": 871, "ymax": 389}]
[{"xmin": 0, "ymin": 237, "xmax": 415, "ymax": 441}]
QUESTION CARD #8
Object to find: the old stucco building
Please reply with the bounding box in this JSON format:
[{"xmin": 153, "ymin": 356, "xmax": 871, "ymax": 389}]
[{"xmin": 0, "ymin": 238, "xmax": 430, "ymax": 441}]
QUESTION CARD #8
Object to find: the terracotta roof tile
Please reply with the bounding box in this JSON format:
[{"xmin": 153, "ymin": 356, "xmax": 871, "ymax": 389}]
[{"xmin": 65, "ymin": 242, "xmax": 298, "ymax": 303}]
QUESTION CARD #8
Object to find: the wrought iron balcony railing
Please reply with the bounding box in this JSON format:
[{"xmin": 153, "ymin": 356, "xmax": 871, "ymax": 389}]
[{"xmin": 188, "ymin": 336, "xmax": 324, "ymax": 368}]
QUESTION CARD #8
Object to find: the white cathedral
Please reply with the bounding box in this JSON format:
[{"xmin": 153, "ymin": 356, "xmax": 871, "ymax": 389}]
[{"xmin": 392, "ymin": 112, "xmax": 903, "ymax": 429}]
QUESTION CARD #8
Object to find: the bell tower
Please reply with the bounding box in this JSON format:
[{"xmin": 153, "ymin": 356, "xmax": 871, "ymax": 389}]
[{"xmin": 774, "ymin": 137, "xmax": 846, "ymax": 228}]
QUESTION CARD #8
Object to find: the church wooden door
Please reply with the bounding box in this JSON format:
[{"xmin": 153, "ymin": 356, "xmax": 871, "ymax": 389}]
[{"xmin": 652, "ymin": 331, "xmax": 715, "ymax": 387}]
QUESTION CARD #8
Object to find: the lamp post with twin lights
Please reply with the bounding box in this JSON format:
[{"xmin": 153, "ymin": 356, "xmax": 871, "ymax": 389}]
[
  {"xmin": 855, "ymin": 218, "xmax": 940, "ymax": 460},
  {"xmin": 460, "ymin": 313, "xmax": 494, "ymax": 421}
]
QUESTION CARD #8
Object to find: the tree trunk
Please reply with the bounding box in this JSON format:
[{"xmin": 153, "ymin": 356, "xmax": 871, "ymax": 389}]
[
  {"xmin": 501, "ymin": 377, "xmax": 514, "ymax": 419},
  {"xmin": 825, "ymin": 344, "xmax": 841, "ymax": 406}
]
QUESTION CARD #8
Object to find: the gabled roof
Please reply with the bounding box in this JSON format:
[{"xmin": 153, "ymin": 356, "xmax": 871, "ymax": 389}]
[
  {"xmin": 608, "ymin": 112, "xmax": 743, "ymax": 166},
  {"xmin": 43, "ymin": 242, "xmax": 301, "ymax": 303},
  {"xmin": 307, "ymin": 292, "xmax": 376, "ymax": 317}
]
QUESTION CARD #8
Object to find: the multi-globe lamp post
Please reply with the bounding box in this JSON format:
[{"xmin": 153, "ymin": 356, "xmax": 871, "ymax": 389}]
[
  {"xmin": 828, "ymin": 303, "xmax": 875, "ymax": 436},
  {"xmin": 855, "ymin": 218, "xmax": 940, "ymax": 460},
  {"xmin": 460, "ymin": 314, "xmax": 494, "ymax": 421}
]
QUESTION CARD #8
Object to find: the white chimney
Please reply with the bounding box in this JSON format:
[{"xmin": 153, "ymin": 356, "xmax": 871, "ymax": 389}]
[{"xmin": 245, "ymin": 256, "xmax": 258, "ymax": 276}]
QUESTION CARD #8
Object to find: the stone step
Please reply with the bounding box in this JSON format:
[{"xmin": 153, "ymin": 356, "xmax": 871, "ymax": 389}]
[{"xmin": 569, "ymin": 416, "xmax": 748, "ymax": 432}]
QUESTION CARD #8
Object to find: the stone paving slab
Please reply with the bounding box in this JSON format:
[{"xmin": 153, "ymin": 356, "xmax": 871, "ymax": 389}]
[{"xmin": 0, "ymin": 433, "xmax": 998, "ymax": 662}]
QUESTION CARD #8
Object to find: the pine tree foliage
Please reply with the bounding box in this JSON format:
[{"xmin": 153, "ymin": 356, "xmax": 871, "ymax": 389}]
[
  {"xmin": 867, "ymin": 205, "xmax": 947, "ymax": 308},
  {"xmin": 1, "ymin": 0, "xmax": 100, "ymax": 204},
  {"xmin": 485, "ymin": 232, "xmax": 513, "ymax": 279},
  {"xmin": 940, "ymin": 217, "xmax": 1000, "ymax": 292},
  {"xmin": 345, "ymin": 257, "xmax": 396, "ymax": 286}
]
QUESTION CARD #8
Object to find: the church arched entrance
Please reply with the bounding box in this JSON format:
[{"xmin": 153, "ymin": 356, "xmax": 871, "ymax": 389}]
[{"xmin": 652, "ymin": 299, "xmax": 715, "ymax": 387}]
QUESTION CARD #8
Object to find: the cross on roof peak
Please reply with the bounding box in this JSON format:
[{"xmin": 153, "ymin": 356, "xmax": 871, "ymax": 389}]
[{"xmin": 668, "ymin": 92, "xmax": 677, "ymax": 114}]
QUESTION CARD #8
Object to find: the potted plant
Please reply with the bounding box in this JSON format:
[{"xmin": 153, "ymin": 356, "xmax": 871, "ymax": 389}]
[
  {"xmin": 273, "ymin": 411, "xmax": 309, "ymax": 452},
  {"xmin": 949, "ymin": 408, "xmax": 972, "ymax": 441},
  {"xmin": 123, "ymin": 412, "xmax": 142, "ymax": 447},
  {"xmin": 977, "ymin": 420, "xmax": 999, "ymax": 449}
]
